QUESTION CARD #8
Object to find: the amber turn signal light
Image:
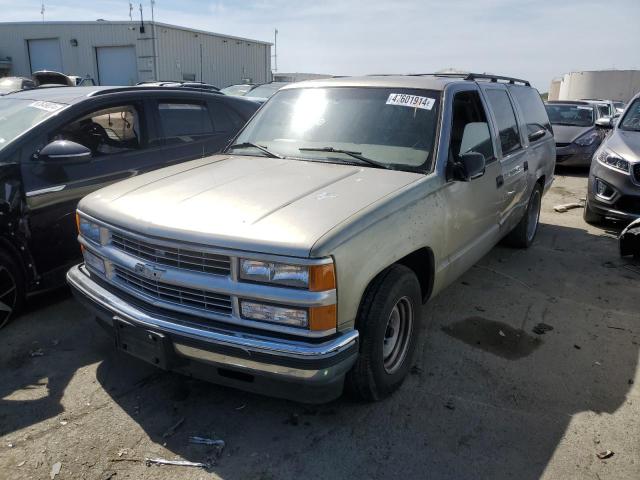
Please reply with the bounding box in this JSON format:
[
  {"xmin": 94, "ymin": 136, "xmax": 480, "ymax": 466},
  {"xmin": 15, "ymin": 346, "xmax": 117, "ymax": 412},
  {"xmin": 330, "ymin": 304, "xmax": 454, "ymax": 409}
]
[
  {"xmin": 309, "ymin": 263, "xmax": 336, "ymax": 291},
  {"xmin": 309, "ymin": 304, "xmax": 337, "ymax": 331}
]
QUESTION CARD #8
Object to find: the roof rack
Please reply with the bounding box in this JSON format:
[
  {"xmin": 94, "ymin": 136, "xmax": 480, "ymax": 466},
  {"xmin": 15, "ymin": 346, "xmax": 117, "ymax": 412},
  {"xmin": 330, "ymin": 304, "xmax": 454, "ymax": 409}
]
[
  {"xmin": 417, "ymin": 72, "xmax": 530, "ymax": 86},
  {"xmin": 88, "ymin": 85, "xmax": 223, "ymax": 97}
]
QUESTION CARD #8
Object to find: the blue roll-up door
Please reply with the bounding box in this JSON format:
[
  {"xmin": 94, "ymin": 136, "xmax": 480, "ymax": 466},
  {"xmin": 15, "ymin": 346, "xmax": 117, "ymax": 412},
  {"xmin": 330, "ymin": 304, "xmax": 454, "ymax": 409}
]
[
  {"xmin": 28, "ymin": 38, "xmax": 63, "ymax": 73},
  {"xmin": 96, "ymin": 46, "xmax": 138, "ymax": 86}
]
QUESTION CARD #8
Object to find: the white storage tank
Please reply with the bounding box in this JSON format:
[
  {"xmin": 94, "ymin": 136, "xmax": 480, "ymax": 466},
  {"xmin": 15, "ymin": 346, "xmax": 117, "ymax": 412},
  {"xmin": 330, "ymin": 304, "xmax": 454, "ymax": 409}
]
[{"xmin": 553, "ymin": 70, "xmax": 640, "ymax": 103}]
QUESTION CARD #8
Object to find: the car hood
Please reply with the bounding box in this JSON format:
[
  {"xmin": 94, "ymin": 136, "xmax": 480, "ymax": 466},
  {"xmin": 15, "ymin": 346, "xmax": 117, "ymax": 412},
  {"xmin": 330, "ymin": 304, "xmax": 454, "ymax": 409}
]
[
  {"xmin": 79, "ymin": 155, "xmax": 423, "ymax": 257},
  {"xmin": 606, "ymin": 129, "xmax": 640, "ymax": 160},
  {"xmin": 552, "ymin": 125, "xmax": 593, "ymax": 144}
]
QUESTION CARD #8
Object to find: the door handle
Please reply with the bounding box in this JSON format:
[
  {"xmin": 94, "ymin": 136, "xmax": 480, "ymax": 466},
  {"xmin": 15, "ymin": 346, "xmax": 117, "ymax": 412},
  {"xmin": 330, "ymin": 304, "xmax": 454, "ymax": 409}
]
[
  {"xmin": 523, "ymin": 161, "xmax": 529, "ymax": 172},
  {"xmin": 496, "ymin": 175, "xmax": 504, "ymax": 188}
]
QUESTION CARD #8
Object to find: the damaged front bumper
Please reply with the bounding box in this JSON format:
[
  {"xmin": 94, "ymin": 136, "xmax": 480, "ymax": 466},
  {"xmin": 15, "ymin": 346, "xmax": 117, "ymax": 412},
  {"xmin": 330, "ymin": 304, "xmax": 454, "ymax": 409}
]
[{"xmin": 67, "ymin": 264, "xmax": 359, "ymax": 403}]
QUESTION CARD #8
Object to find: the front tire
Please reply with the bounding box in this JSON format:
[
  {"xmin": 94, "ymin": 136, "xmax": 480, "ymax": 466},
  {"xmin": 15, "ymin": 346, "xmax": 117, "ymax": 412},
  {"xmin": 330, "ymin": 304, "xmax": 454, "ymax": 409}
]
[
  {"xmin": 0, "ymin": 250, "xmax": 24, "ymax": 330},
  {"xmin": 504, "ymin": 184, "xmax": 542, "ymax": 248},
  {"xmin": 347, "ymin": 265, "xmax": 422, "ymax": 401},
  {"xmin": 583, "ymin": 200, "xmax": 605, "ymax": 225}
]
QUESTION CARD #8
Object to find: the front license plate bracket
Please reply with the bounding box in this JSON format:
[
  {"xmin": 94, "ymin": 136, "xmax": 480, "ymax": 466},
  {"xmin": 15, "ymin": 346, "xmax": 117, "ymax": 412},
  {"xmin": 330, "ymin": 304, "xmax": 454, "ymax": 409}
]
[{"xmin": 114, "ymin": 317, "xmax": 171, "ymax": 369}]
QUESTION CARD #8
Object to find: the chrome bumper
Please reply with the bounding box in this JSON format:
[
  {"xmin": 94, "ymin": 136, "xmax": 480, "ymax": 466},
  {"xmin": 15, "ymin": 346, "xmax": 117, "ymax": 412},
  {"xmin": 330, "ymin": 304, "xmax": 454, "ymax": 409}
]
[{"xmin": 67, "ymin": 264, "xmax": 358, "ymax": 390}]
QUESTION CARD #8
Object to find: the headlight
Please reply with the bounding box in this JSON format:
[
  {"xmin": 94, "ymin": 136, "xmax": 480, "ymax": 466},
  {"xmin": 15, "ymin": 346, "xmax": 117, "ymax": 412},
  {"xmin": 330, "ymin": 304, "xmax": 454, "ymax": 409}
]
[
  {"xmin": 239, "ymin": 259, "xmax": 335, "ymax": 290},
  {"xmin": 597, "ymin": 149, "xmax": 630, "ymax": 173},
  {"xmin": 76, "ymin": 213, "xmax": 110, "ymax": 244},
  {"xmin": 574, "ymin": 130, "xmax": 600, "ymax": 146}
]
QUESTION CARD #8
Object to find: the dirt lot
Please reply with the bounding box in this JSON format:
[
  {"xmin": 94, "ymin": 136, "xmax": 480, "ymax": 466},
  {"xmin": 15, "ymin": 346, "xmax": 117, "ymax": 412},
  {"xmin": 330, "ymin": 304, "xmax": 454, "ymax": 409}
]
[{"xmin": 1, "ymin": 172, "xmax": 639, "ymax": 480}]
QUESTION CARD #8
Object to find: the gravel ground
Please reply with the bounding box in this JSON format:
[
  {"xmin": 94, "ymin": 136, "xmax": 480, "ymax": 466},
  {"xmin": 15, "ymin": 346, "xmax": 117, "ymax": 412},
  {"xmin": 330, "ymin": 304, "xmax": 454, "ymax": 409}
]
[{"xmin": 1, "ymin": 171, "xmax": 638, "ymax": 480}]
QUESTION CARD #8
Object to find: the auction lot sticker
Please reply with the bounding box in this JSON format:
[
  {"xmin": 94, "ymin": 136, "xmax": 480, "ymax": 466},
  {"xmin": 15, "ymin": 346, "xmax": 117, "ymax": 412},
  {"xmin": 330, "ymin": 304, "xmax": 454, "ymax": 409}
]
[
  {"xmin": 29, "ymin": 101, "xmax": 65, "ymax": 112},
  {"xmin": 386, "ymin": 93, "xmax": 435, "ymax": 110}
]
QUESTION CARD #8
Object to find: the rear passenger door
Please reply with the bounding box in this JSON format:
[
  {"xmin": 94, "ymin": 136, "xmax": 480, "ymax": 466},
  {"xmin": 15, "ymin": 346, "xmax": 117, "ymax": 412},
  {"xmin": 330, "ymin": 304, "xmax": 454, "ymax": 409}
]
[{"xmin": 481, "ymin": 86, "xmax": 528, "ymax": 231}]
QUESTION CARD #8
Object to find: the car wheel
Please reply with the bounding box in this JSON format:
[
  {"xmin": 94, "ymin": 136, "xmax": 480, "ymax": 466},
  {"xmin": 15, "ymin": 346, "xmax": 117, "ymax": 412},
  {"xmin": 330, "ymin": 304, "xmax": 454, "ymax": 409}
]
[
  {"xmin": 583, "ymin": 200, "xmax": 605, "ymax": 225},
  {"xmin": 504, "ymin": 184, "xmax": 542, "ymax": 248},
  {"xmin": 347, "ymin": 264, "xmax": 422, "ymax": 401},
  {"xmin": 0, "ymin": 250, "xmax": 24, "ymax": 330}
]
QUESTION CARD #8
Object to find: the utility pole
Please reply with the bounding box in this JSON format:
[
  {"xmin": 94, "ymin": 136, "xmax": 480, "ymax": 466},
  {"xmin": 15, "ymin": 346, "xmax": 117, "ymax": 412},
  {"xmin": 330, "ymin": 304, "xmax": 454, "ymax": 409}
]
[
  {"xmin": 150, "ymin": 0, "xmax": 158, "ymax": 80},
  {"xmin": 40, "ymin": 3, "xmax": 45, "ymax": 23},
  {"xmin": 273, "ymin": 28, "xmax": 278, "ymax": 73},
  {"xmin": 129, "ymin": 2, "xmax": 133, "ymax": 21}
]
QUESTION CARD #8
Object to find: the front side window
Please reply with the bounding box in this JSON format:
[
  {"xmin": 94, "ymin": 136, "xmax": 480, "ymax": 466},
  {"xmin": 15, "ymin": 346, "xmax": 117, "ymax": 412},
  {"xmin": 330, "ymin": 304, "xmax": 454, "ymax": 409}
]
[
  {"xmin": 0, "ymin": 98, "xmax": 65, "ymax": 152},
  {"xmin": 545, "ymin": 104, "xmax": 595, "ymax": 127},
  {"xmin": 450, "ymin": 90, "xmax": 494, "ymax": 162},
  {"xmin": 53, "ymin": 105, "xmax": 140, "ymax": 155},
  {"xmin": 596, "ymin": 104, "xmax": 610, "ymax": 118},
  {"xmin": 509, "ymin": 86, "xmax": 552, "ymax": 138},
  {"xmin": 158, "ymin": 102, "xmax": 214, "ymax": 144},
  {"xmin": 485, "ymin": 89, "xmax": 522, "ymax": 155},
  {"xmin": 232, "ymin": 87, "xmax": 441, "ymax": 171},
  {"xmin": 619, "ymin": 99, "xmax": 640, "ymax": 132}
]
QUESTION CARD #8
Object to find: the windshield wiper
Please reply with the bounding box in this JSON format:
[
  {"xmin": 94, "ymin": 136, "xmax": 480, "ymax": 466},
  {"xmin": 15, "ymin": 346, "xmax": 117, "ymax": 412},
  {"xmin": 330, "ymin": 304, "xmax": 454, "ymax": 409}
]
[
  {"xmin": 226, "ymin": 142, "xmax": 283, "ymax": 159},
  {"xmin": 298, "ymin": 146, "xmax": 391, "ymax": 169}
]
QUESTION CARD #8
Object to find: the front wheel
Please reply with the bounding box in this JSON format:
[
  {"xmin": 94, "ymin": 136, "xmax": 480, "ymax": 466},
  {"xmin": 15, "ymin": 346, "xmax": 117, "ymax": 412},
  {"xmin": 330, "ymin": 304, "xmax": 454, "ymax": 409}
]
[
  {"xmin": 504, "ymin": 184, "xmax": 542, "ymax": 248},
  {"xmin": 0, "ymin": 250, "xmax": 24, "ymax": 330},
  {"xmin": 583, "ymin": 201, "xmax": 605, "ymax": 225},
  {"xmin": 347, "ymin": 265, "xmax": 422, "ymax": 401}
]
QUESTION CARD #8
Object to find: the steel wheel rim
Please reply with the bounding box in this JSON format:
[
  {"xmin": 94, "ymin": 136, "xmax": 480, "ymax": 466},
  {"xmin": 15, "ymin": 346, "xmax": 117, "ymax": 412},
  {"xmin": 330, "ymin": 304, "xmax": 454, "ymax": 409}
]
[
  {"xmin": 0, "ymin": 266, "xmax": 17, "ymax": 327},
  {"xmin": 526, "ymin": 190, "xmax": 541, "ymax": 242},
  {"xmin": 382, "ymin": 296, "xmax": 413, "ymax": 374}
]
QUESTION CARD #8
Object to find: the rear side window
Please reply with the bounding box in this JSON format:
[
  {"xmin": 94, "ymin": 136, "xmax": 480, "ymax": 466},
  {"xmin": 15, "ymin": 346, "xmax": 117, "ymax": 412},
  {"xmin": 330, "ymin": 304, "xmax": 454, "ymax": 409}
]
[
  {"xmin": 158, "ymin": 102, "xmax": 214, "ymax": 144},
  {"xmin": 509, "ymin": 86, "xmax": 552, "ymax": 139},
  {"xmin": 485, "ymin": 89, "xmax": 522, "ymax": 155},
  {"xmin": 211, "ymin": 103, "xmax": 245, "ymax": 133}
]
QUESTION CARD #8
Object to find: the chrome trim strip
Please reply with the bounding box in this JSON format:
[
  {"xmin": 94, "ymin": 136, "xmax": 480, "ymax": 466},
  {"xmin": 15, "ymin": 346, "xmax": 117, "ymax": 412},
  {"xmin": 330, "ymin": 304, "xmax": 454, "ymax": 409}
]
[
  {"xmin": 68, "ymin": 264, "xmax": 358, "ymax": 359},
  {"xmin": 26, "ymin": 184, "xmax": 66, "ymax": 197}
]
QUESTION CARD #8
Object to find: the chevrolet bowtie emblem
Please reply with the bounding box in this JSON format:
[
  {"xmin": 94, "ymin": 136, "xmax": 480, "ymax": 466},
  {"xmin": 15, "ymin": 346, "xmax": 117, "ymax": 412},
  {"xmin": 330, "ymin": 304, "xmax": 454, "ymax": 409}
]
[{"xmin": 134, "ymin": 262, "xmax": 165, "ymax": 280}]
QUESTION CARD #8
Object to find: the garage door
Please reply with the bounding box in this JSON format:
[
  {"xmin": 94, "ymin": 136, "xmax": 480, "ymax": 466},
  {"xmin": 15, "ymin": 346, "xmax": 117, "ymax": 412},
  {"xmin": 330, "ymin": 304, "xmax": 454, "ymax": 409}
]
[
  {"xmin": 96, "ymin": 46, "xmax": 138, "ymax": 86},
  {"xmin": 28, "ymin": 38, "xmax": 63, "ymax": 73}
]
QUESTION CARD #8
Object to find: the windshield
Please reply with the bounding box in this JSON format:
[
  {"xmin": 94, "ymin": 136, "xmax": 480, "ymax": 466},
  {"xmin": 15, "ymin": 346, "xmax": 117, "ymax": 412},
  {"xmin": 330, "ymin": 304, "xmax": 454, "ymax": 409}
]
[
  {"xmin": 545, "ymin": 104, "xmax": 594, "ymax": 127},
  {"xmin": 231, "ymin": 87, "xmax": 441, "ymax": 171},
  {"xmin": 619, "ymin": 99, "xmax": 640, "ymax": 132},
  {"xmin": 245, "ymin": 83, "xmax": 287, "ymax": 99},
  {"xmin": 221, "ymin": 84, "xmax": 254, "ymax": 96},
  {"xmin": 0, "ymin": 98, "xmax": 65, "ymax": 152}
]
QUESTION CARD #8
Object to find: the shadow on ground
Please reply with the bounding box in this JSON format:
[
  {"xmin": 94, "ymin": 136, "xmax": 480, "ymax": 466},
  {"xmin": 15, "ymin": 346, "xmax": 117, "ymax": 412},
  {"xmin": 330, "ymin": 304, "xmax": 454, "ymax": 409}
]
[{"xmin": 84, "ymin": 221, "xmax": 639, "ymax": 479}]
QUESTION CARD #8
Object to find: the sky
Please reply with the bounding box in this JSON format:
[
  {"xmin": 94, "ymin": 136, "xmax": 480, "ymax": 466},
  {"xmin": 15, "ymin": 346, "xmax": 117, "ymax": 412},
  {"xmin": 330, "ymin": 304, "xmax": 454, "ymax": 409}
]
[{"xmin": 2, "ymin": 0, "xmax": 639, "ymax": 91}]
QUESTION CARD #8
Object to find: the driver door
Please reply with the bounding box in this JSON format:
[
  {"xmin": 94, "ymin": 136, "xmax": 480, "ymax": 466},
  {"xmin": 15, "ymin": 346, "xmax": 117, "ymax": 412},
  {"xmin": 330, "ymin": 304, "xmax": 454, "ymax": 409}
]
[{"xmin": 20, "ymin": 100, "xmax": 159, "ymax": 283}]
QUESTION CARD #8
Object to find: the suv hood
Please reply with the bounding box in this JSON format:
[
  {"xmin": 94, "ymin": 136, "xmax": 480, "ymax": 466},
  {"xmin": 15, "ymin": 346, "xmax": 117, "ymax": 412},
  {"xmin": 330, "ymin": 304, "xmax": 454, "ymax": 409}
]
[
  {"xmin": 79, "ymin": 155, "xmax": 423, "ymax": 257},
  {"xmin": 606, "ymin": 129, "xmax": 640, "ymax": 160},
  {"xmin": 552, "ymin": 124, "xmax": 592, "ymax": 144}
]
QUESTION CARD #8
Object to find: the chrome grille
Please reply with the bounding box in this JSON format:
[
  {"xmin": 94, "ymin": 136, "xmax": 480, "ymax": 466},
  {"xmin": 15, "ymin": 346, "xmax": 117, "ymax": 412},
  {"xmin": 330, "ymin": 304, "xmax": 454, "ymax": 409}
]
[
  {"xmin": 111, "ymin": 232, "xmax": 231, "ymax": 276},
  {"xmin": 633, "ymin": 163, "xmax": 640, "ymax": 183},
  {"xmin": 114, "ymin": 266, "xmax": 233, "ymax": 316}
]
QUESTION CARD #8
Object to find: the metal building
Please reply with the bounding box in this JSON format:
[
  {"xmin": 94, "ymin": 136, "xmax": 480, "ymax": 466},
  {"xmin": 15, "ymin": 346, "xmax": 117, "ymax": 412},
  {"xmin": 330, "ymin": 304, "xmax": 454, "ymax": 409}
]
[
  {"xmin": 0, "ymin": 21, "xmax": 272, "ymax": 87},
  {"xmin": 548, "ymin": 70, "xmax": 640, "ymax": 103}
]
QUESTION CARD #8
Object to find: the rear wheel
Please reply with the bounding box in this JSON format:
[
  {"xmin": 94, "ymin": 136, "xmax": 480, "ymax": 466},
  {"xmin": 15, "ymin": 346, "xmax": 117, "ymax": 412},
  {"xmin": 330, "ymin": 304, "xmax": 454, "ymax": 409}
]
[
  {"xmin": 347, "ymin": 265, "xmax": 422, "ymax": 401},
  {"xmin": 504, "ymin": 184, "xmax": 542, "ymax": 248},
  {"xmin": 583, "ymin": 200, "xmax": 605, "ymax": 225},
  {"xmin": 0, "ymin": 250, "xmax": 24, "ymax": 330}
]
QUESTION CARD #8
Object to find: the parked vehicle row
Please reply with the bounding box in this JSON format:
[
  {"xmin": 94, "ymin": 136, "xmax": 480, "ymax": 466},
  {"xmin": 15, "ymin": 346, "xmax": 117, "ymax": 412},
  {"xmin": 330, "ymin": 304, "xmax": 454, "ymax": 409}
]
[
  {"xmin": 0, "ymin": 85, "xmax": 260, "ymax": 328},
  {"xmin": 66, "ymin": 73, "xmax": 555, "ymax": 403}
]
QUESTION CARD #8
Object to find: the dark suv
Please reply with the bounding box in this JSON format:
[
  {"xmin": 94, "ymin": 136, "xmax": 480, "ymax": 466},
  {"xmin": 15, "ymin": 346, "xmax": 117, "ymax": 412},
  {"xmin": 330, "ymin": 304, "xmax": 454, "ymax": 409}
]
[{"xmin": 0, "ymin": 85, "xmax": 259, "ymax": 328}]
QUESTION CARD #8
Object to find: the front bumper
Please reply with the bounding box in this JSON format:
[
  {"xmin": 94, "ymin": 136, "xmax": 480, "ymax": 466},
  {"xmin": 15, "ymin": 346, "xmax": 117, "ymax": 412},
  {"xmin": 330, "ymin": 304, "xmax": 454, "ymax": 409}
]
[
  {"xmin": 587, "ymin": 159, "xmax": 640, "ymax": 222},
  {"xmin": 555, "ymin": 143, "xmax": 599, "ymax": 167},
  {"xmin": 67, "ymin": 264, "xmax": 359, "ymax": 403}
]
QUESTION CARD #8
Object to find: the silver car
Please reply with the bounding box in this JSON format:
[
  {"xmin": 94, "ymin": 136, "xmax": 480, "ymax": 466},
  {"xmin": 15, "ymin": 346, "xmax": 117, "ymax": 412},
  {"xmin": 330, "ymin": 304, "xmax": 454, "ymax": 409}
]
[
  {"xmin": 68, "ymin": 73, "xmax": 555, "ymax": 403},
  {"xmin": 584, "ymin": 92, "xmax": 640, "ymax": 223}
]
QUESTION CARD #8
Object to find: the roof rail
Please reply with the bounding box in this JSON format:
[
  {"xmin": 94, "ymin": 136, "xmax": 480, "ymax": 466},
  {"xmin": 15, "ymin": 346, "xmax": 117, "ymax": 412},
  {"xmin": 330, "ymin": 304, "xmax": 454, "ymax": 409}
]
[
  {"xmin": 87, "ymin": 86, "xmax": 223, "ymax": 97},
  {"xmin": 410, "ymin": 72, "xmax": 531, "ymax": 86}
]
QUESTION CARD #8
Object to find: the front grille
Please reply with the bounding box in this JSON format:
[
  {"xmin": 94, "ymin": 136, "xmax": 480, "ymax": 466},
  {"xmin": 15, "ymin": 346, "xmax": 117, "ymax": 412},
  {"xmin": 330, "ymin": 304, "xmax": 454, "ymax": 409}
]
[
  {"xmin": 111, "ymin": 232, "xmax": 231, "ymax": 276},
  {"xmin": 114, "ymin": 266, "xmax": 233, "ymax": 316},
  {"xmin": 633, "ymin": 163, "xmax": 640, "ymax": 183}
]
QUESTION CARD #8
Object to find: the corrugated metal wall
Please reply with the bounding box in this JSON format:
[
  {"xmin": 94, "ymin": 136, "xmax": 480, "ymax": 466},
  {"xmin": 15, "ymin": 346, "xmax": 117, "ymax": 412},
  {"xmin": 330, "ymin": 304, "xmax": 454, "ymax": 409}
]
[{"xmin": 0, "ymin": 22, "xmax": 271, "ymax": 87}]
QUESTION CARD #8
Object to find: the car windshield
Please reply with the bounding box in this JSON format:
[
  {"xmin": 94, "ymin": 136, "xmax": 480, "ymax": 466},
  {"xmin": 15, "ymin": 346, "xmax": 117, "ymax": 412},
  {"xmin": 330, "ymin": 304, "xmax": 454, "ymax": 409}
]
[
  {"xmin": 0, "ymin": 98, "xmax": 66, "ymax": 152},
  {"xmin": 221, "ymin": 84, "xmax": 254, "ymax": 96},
  {"xmin": 245, "ymin": 83, "xmax": 287, "ymax": 99},
  {"xmin": 619, "ymin": 99, "xmax": 640, "ymax": 132},
  {"xmin": 545, "ymin": 104, "xmax": 594, "ymax": 127},
  {"xmin": 231, "ymin": 87, "xmax": 441, "ymax": 171}
]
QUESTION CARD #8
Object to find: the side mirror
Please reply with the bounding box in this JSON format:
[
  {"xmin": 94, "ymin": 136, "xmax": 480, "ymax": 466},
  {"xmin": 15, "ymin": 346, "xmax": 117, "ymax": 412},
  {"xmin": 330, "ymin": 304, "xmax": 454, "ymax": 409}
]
[
  {"xmin": 595, "ymin": 117, "xmax": 613, "ymax": 129},
  {"xmin": 454, "ymin": 152, "xmax": 486, "ymax": 181},
  {"xmin": 38, "ymin": 140, "xmax": 92, "ymax": 163},
  {"xmin": 528, "ymin": 128, "xmax": 546, "ymax": 142}
]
